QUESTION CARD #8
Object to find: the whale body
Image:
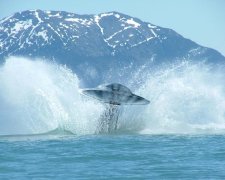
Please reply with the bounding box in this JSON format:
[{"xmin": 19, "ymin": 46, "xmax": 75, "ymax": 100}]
[{"xmin": 81, "ymin": 83, "xmax": 150, "ymax": 105}]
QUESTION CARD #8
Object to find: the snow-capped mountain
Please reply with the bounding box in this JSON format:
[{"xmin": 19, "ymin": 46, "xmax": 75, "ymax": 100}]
[{"xmin": 0, "ymin": 10, "xmax": 224, "ymax": 85}]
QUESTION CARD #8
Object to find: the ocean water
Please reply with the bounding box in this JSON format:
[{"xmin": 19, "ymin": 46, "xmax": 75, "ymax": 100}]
[
  {"xmin": 1, "ymin": 57, "xmax": 225, "ymax": 179},
  {"xmin": 1, "ymin": 135, "xmax": 225, "ymax": 179}
]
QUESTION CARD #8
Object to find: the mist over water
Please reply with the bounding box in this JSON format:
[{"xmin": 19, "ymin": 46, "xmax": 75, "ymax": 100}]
[{"xmin": 1, "ymin": 57, "xmax": 225, "ymax": 136}]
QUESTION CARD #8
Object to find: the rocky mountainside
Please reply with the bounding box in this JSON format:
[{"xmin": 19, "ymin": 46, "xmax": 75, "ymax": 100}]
[{"xmin": 0, "ymin": 10, "xmax": 224, "ymax": 85}]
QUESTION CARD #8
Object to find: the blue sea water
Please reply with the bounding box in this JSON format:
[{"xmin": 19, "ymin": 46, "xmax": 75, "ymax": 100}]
[{"xmin": 1, "ymin": 134, "xmax": 225, "ymax": 179}]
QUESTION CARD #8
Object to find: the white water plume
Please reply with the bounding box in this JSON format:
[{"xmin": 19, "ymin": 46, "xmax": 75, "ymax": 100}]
[
  {"xmin": 120, "ymin": 61, "xmax": 225, "ymax": 134},
  {"xmin": 0, "ymin": 56, "xmax": 104, "ymax": 135},
  {"xmin": 1, "ymin": 57, "xmax": 225, "ymax": 135}
]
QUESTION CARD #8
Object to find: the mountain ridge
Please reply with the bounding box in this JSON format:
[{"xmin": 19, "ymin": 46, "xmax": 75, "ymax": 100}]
[{"xmin": 0, "ymin": 10, "xmax": 224, "ymax": 85}]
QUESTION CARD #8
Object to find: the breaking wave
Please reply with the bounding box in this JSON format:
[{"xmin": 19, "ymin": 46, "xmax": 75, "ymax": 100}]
[{"xmin": 1, "ymin": 57, "xmax": 225, "ymax": 136}]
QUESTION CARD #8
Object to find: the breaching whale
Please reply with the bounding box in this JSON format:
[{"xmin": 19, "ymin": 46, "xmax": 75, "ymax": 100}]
[
  {"xmin": 81, "ymin": 83, "xmax": 150, "ymax": 105},
  {"xmin": 81, "ymin": 83, "xmax": 150, "ymax": 133}
]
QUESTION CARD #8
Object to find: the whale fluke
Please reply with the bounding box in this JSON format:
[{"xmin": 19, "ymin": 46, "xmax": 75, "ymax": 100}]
[
  {"xmin": 80, "ymin": 83, "xmax": 150, "ymax": 133},
  {"xmin": 81, "ymin": 83, "xmax": 150, "ymax": 105}
]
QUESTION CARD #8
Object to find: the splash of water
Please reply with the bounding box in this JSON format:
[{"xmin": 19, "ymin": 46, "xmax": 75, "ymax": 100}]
[
  {"xmin": 0, "ymin": 57, "xmax": 104, "ymax": 135},
  {"xmin": 1, "ymin": 57, "xmax": 225, "ymax": 135},
  {"xmin": 120, "ymin": 61, "xmax": 225, "ymax": 134}
]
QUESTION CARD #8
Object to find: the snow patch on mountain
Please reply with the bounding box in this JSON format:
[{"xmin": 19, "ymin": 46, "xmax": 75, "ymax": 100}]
[
  {"xmin": 37, "ymin": 30, "xmax": 48, "ymax": 41},
  {"xmin": 94, "ymin": 15, "xmax": 104, "ymax": 34},
  {"xmin": 12, "ymin": 20, "xmax": 32, "ymax": 33},
  {"xmin": 148, "ymin": 24, "xmax": 156, "ymax": 28},
  {"xmin": 131, "ymin": 37, "xmax": 154, "ymax": 47},
  {"xmin": 65, "ymin": 18, "xmax": 92, "ymax": 26},
  {"xmin": 126, "ymin": 19, "xmax": 140, "ymax": 28},
  {"xmin": 151, "ymin": 29, "xmax": 157, "ymax": 37},
  {"xmin": 115, "ymin": 14, "xmax": 120, "ymax": 18},
  {"xmin": 34, "ymin": 11, "xmax": 43, "ymax": 23},
  {"xmin": 100, "ymin": 12, "xmax": 114, "ymax": 18}
]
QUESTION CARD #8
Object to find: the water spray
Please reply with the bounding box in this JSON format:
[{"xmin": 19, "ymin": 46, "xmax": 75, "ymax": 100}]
[{"xmin": 81, "ymin": 83, "xmax": 150, "ymax": 133}]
